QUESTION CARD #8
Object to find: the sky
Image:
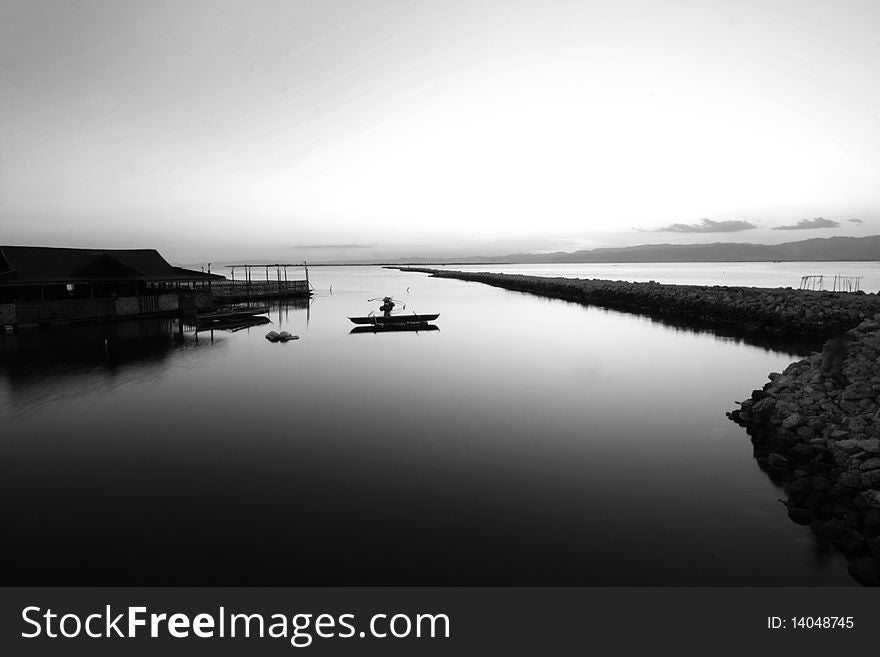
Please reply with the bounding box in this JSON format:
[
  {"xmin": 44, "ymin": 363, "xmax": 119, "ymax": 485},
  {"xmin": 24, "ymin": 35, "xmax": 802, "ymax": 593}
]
[{"xmin": 1, "ymin": 0, "xmax": 879, "ymax": 263}]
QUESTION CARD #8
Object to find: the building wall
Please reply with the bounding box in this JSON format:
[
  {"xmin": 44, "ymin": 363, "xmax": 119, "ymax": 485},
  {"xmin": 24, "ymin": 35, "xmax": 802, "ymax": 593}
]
[
  {"xmin": 158, "ymin": 294, "xmax": 179, "ymax": 312},
  {"xmin": 1, "ymin": 292, "xmax": 210, "ymax": 328},
  {"xmin": 0, "ymin": 303, "xmax": 14, "ymax": 326},
  {"xmin": 115, "ymin": 297, "xmax": 140, "ymax": 315},
  {"xmin": 178, "ymin": 292, "xmax": 212, "ymax": 313},
  {"xmin": 14, "ymin": 298, "xmax": 116, "ymax": 325}
]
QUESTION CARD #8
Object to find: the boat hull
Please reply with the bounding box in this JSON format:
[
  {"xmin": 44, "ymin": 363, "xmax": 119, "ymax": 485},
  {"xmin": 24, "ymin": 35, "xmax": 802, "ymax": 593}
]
[
  {"xmin": 196, "ymin": 316, "xmax": 271, "ymax": 332},
  {"xmin": 196, "ymin": 306, "xmax": 270, "ymax": 326},
  {"xmin": 348, "ymin": 313, "xmax": 439, "ymax": 325}
]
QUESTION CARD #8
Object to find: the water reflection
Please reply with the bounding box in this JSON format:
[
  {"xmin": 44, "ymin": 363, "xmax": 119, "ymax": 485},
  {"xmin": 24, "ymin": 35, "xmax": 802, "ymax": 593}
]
[
  {"xmin": 0, "ymin": 320, "xmax": 197, "ymax": 412},
  {"xmin": 450, "ymin": 286, "xmax": 823, "ymax": 357},
  {"xmin": 350, "ymin": 325, "xmax": 439, "ymax": 334},
  {"xmin": 626, "ymin": 310, "xmax": 823, "ymax": 356},
  {"xmin": 0, "ymin": 267, "xmax": 854, "ymax": 585}
]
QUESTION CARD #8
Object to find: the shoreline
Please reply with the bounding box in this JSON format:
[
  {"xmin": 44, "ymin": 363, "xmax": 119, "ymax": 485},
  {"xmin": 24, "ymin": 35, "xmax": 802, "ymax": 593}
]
[
  {"xmin": 399, "ymin": 267, "xmax": 880, "ymax": 340},
  {"xmin": 728, "ymin": 320, "xmax": 880, "ymax": 586},
  {"xmin": 401, "ymin": 267, "xmax": 880, "ymax": 585}
]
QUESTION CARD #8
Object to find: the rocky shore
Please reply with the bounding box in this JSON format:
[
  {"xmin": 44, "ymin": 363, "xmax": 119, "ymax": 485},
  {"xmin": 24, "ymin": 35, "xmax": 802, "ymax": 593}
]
[
  {"xmin": 401, "ymin": 267, "xmax": 880, "ymax": 585},
  {"xmin": 400, "ymin": 268, "xmax": 880, "ymax": 340},
  {"xmin": 728, "ymin": 319, "xmax": 880, "ymax": 585}
]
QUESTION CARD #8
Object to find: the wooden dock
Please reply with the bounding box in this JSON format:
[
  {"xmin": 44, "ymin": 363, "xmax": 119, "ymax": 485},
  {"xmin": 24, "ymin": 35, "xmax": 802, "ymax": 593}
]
[
  {"xmin": 211, "ymin": 263, "xmax": 313, "ymax": 301},
  {"xmin": 211, "ymin": 279, "xmax": 311, "ymax": 302}
]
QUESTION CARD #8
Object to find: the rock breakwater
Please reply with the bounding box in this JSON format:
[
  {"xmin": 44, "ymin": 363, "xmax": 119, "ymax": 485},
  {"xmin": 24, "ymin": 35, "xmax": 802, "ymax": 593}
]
[
  {"xmin": 400, "ymin": 268, "xmax": 880, "ymax": 340},
  {"xmin": 728, "ymin": 318, "xmax": 880, "ymax": 585}
]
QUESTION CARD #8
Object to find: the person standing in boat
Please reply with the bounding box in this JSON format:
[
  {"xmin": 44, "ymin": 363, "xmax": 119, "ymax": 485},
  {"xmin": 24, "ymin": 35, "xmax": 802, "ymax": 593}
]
[{"xmin": 379, "ymin": 296, "xmax": 395, "ymax": 317}]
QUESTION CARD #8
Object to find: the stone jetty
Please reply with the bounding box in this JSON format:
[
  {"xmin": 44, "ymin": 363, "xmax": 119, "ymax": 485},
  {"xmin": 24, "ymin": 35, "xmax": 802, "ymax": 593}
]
[
  {"xmin": 401, "ymin": 267, "xmax": 880, "ymax": 584},
  {"xmin": 401, "ymin": 268, "xmax": 880, "ymax": 340},
  {"xmin": 728, "ymin": 320, "xmax": 880, "ymax": 585}
]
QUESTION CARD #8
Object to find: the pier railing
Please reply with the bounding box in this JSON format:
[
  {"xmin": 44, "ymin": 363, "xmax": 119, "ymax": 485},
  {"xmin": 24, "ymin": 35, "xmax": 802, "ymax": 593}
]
[
  {"xmin": 211, "ymin": 279, "xmax": 311, "ymax": 301},
  {"xmin": 799, "ymin": 274, "xmax": 863, "ymax": 292}
]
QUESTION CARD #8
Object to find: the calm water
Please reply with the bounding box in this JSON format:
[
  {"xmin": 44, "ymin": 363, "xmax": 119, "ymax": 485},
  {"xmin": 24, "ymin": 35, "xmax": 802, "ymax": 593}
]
[
  {"xmin": 1, "ymin": 266, "xmax": 853, "ymax": 585},
  {"xmin": 438, "ymin": 261, "xmax": 880, "ymax": 291}
]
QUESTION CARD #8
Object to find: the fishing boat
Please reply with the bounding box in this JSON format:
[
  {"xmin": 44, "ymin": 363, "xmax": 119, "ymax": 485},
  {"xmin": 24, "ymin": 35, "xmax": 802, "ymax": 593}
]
[
  {"xmin": 195, "ymin": 305, "xmax": 271, "ymax": 332},
  {"xmin": 349, "ymin": 296, "xmax": 439, "ymax": 333},
  {"xmin": 348, "ymin": 313, "xmax": 439, "ymax": 325},
  {"xmin": 195, "ymin": 315, "xmax": 271, "ymax": 333},
  {"xmin": 196, "ymin": 306, "xmax": 270, "ymax": 327}
]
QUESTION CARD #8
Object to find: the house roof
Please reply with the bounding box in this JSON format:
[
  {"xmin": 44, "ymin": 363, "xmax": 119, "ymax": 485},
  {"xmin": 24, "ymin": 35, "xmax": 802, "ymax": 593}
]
[{"xmin": 0, "ymin": 246, "xmax": 225, "ymax": 285}]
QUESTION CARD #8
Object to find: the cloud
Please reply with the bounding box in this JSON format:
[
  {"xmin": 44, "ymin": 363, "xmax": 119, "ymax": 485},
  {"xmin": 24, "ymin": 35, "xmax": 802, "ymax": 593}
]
[
  {"xmin": 773, "ymin": 217, "xmax": 839, "ymax": 230},
  {"xmin": 847, "ymin": 218, "xmax": 863, "ymax": 224},
  {"xmin": 648, "ymin": 218, "xmax": 757, "ymax": 233}
]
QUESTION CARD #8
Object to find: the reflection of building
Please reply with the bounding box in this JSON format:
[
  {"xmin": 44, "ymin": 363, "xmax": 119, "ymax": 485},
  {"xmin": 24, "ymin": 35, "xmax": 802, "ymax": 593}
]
[
  {"xmin": 0, "ymin": 318, "xmax": 189, "ymax": 410},
  {"xmin": 0, "ymin": 246, "xmax": 224, "ymax": 328}
]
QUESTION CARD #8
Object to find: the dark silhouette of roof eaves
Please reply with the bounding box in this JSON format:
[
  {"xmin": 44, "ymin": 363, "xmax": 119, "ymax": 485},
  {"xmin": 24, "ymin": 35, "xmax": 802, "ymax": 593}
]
[{"xmin": 0, "ymin": 246, "xmax": 224, "ymax": 283}]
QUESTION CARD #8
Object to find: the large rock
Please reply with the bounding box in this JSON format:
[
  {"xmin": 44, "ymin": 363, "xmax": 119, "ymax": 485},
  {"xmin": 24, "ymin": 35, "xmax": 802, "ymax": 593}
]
[
  {"xmin": 787, "ymin": 507, "xmax": 814, "ymax": 525},
  {"xmin": 767, "ymin": 453, "xmax": 790, "ymax": 469},
  {"xmin": 813, "ymin": 518, "xmax": 845, "ymax": 539},
  {"xmin": 860, "ymin": 457, "xmax": 880, "ymax": 472},
  {"xmin": 838, "ymin": 471, "xmax": 865, "ymax": 489},
  {"xmin": 847, "ymin": 557, "xmax": 880, "ymax": 585},
  {"xmin": 862, "ymin": 470, "xmax": 880, "ymax": 489},
  {"xmin": 859, "ymin": 438, "xmax": 880, "ymax": 454},
  {"xmin": 857, "ymin": 490, "xmax": 880, "ymax": 510},
  {"xmin": 781, "ymin": 413, "xmax": 804, "ymax": 430},
  {"xmin": 836, "ymin": 438, "xmax": 864, "ymax": 453}
]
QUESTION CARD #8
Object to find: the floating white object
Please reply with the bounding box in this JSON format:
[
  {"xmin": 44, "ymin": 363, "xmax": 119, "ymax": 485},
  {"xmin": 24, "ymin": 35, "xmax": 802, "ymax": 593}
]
[{"xmin": 266, "ymin": 330, "xmax": 299, "ymax": 342}]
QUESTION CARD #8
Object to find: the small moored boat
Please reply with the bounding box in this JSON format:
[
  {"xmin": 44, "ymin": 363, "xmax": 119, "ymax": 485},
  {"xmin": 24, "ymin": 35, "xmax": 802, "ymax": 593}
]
[
  {"xmin": 196, "ymin": 315, "xmax": 270, "ymax": 332},
  {"xmin": 348, "ymin": 313, "xmax": 439, "ymax": 325},
  {"xmin": 197, "ymin": 306, "xmax": 270, "ymax": 327}
]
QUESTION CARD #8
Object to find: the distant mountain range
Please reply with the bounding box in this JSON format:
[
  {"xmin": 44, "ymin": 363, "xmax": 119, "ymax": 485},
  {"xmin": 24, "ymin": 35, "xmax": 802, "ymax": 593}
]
[{"xmin": 341, "ymin": 235, "xmax": 880, "ymax": 265}]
